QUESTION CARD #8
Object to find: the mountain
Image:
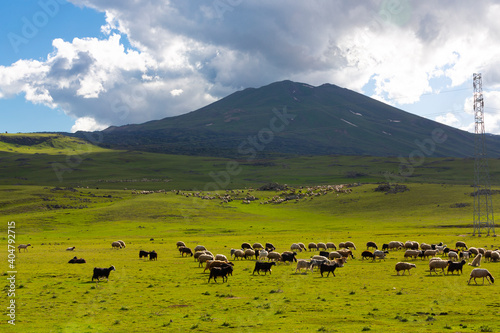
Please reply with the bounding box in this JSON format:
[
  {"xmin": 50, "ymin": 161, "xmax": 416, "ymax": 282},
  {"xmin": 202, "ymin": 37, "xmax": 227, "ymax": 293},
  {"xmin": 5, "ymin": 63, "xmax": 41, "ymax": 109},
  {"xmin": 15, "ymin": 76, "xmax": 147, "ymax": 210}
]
[{"xmin": 72, "ymin": 80, "xmax": 500, "ymax": 158}]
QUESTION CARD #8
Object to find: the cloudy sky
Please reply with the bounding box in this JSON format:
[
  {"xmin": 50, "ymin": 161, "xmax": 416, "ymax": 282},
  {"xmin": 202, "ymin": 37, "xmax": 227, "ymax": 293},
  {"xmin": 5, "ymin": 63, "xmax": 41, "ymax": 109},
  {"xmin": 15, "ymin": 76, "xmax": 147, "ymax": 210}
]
[{"xmin": 1, "ymin": 0, "xmax": 500, "ymax": 134}]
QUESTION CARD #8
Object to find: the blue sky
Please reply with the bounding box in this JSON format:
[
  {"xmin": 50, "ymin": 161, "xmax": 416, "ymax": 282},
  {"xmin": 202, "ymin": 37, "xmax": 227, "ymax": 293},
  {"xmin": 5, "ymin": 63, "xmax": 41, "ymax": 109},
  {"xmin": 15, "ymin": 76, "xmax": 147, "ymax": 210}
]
[{"xmin": 1, "ymin": 1, "xmax": 500, "ymax": 134}]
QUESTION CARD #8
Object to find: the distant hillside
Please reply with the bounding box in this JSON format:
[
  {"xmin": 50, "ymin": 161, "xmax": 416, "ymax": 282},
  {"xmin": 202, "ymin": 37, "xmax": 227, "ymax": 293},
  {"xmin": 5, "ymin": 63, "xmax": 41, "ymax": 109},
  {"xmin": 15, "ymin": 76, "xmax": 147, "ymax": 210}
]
[{"xmin": 71, "ymin": 80, "xmax": 500, "ymax": 158}]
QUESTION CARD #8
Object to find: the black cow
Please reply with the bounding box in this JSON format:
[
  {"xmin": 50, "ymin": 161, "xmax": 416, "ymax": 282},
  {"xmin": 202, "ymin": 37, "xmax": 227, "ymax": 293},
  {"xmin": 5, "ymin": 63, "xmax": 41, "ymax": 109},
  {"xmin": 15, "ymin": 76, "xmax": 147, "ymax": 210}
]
[
  {"xmin": 92, "ymin": 266, "xmax": 115, "ymax": 282},
  {"xmin": 253, "ymin": 261, "xmax": 276, "ymax": 275}
]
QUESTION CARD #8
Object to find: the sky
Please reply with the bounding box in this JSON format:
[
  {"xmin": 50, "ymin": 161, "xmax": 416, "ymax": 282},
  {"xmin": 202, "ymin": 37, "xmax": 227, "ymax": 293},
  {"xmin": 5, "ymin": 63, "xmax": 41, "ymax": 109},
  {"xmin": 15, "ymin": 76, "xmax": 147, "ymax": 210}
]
[{"xmin": 1, "ymin": 0, "xmax": 500, "ymax": 134}]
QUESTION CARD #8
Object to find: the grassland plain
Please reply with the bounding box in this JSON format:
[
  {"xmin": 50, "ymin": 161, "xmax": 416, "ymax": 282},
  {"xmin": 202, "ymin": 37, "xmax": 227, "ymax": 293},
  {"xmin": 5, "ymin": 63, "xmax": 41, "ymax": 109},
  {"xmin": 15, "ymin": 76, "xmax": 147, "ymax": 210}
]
[{"xmin": 1, "ymin": 183, "xmax": 500, "ymax": 333}]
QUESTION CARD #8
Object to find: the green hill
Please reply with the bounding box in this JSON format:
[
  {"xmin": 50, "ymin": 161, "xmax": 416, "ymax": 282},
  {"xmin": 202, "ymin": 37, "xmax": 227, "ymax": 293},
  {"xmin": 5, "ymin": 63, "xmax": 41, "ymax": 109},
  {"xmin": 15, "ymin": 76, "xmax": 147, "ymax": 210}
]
[{"xmin": 73, "ymin": 80, "xmax": 500, "ymax": 158}]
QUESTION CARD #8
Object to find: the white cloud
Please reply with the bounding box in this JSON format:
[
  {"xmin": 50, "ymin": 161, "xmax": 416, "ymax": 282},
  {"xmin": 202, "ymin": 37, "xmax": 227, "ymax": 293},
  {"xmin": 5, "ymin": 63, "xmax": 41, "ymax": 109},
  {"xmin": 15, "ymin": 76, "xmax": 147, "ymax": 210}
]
[
  {"xmin": 71, "ymin": 116, "xmax": 109, "ymax": 132},
  {"xmin": 170, "ymin": 89, "xmax": 183, "ymax": 96}
]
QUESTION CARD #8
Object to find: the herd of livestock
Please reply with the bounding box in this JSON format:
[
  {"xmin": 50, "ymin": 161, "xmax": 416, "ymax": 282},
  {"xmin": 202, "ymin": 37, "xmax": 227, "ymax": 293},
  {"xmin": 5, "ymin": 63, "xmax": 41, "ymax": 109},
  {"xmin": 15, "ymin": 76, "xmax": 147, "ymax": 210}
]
[
  {"xmin": 176, "ymin": 239, "xmax": 498, "ymax": 285},
  {"xmin": 15, "ymin": 238, "xmax": 497, "ymax": 285}
]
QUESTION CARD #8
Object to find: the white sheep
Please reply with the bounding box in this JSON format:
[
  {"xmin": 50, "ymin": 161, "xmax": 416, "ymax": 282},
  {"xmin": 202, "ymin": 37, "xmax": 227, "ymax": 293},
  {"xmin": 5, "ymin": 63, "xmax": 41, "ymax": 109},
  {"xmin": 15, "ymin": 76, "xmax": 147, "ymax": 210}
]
[
  {"xmin": 468, "ymin": 253, "xmax": 482, "ymax": 267},
  {"xmin": 111, "ymin": 241, "xmax": 122, "ymax": 249},
  {"xmin": 468, "ymin": 268, "xmax": 495, "ymax": 285},
  {"xmin": 176, "ymin": 241, "xmax": 186, "ymax": 248},
  {"xmin": 252, "ymin": 243, "xmax": 264, "ymax": 250},
  {"xmin": 344, "ymin": 241, "xmax": 356, "ymax": 250},
  {"xmin": 373, "ymin": 250, "xmax": 387, "ymax": 261},
  {"xmin": 428, "ymin": 258, "xmax": 448, "ymax": 275},
  {"xmin": 388, "ymin": 241, "xmax": 402, "ymax": 251},
  {"xmin": 404, "ymin": 250, "xmax": 420, "ymax": 260},
  {"xmin": 420, "ymin": 243, "xmax": 432, "ymax": 250},
  {"xmin": 308, "ymin": 242, "xmax": 318, "ymax": 251},
  {"xmin": 17, "ymin": 244, "xmax": 31, "ymax": 252},
  {"xmin": 244, "ymin": 249, "xmax": 255, "ymax": 259},
  {"xmin": 295, "ymin": 259, "xmax": 313, "ymax": 273},
  {"xmin": 197, "ymin": 253, "xmax": 214, "ymax": 267},
  {"xmin": 491, "ymin": 251, "xmax": 500, "ymax": 262},
  {"xmin": 290, "ymin": 243, "xmax": 302, "ymax": 252},
  {"xmin": 257, "ymin": 250, "xmax": 269, "ymax": 261},
  {"xmin": 435, "ymin": 245, "xmax": 447, "ymax": 254},
  {"xmin": 232, "ymin": 249, "xmax": 245, "ymax": 260},
  {"xmin": 317, "ymin": 242, "xmax": 327, "ymax": 250},
  {"xmin": 267, "ymin": 252, "xmax": 281, "ymax": 262},
  {"xmin": 423, "ymin": 249, "xmax": 438, "ymax": 259},
  {"xmin": 395, "ymin": 262, "xmax": 416, "ymax": 275},
  {"xmin": 298, "ymin": 243, "xmax": 307, "ymax": 251},
  {"xmin": 194, "ymin": 245, "xmax": 206, "ymax": 252},
  {"xmin": 214, "ymin": 254, "xmax": 228, "ymax": 262},
  {"xmin": 448, "ymin": 251, "xmax": 459, "ymax": 262},
  {"xmin": 117, "ymin": 240, "xmax": 126, "ymax": 248},
  {"xmin": 328, "ymin": 251, "xmax": 341, "ymax": 260},
  {"xmin": 468, "ymin": 247, "xmax": 479, "ymax": 257},
  {"xmin": 326, "ymin": 242, "xmax": 337, "ymax": 250}
]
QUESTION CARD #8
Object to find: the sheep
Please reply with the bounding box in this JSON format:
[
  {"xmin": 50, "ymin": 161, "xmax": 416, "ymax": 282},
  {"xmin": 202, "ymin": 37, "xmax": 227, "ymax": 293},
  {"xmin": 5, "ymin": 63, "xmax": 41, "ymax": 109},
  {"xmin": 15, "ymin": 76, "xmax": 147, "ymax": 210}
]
[
  {"xmin": 490, "ymin": 251, "xmax": 500, "ymax": 262},
  {"xmin": 215, "ymin": 254, "xmax": 228, "ymax": 262},
  {"xmin": 420, "ymin": 243, "xmax": 432, "ymax": 251},
  {"xmin": 232, "ymin": 249, "xmax": 245, "ymax": 260},
  {"xmin": 388, "ymin": 241, "xmax": 403, "ymax": 251},
  {"xmin": 337, "ymin": 249, "xmax": 354, "ymax": 260},
  {"xmin": 478, "ymin": 248, "xmax": 486, "ymax": 255},
  {"xmin": 468, "ymin": 253, "xmax": 483, "ymax": 267},
  {"xmin": 68, "ymin": 256, "xmax": 86, "ymax": 264},
  {"xmin": 317, "ymin": 242, "xmax": 327, "ymax": 251},
  {"xmin": 203, "ymin": 260, "xmax": 233, "ymax": 273},
  {"xmin": 344, "ymin": 241, "xmax": 356, "ymax": 250},
  {"xmin": 404, "ymin": 250, "xmax": 421, "ymax": 260},
  {"xmin": 267, "ymin": 252, "xmax": 282, "ymax": 262},
  {"xmin": 308, "ymin": 242, "xmax": 318, "ymax": 251},
  {"xmin": 193, "ymin": 250, "xmax": 208, "ymax": 261},
  {"xmin": 66, "ymin": 246, "xmax": 75, "ymax": 251},
  {"xmin": 298, "ymin": 243, "xmax": 307, "ymax": 252},
  {"xmin": 92, "ymin": 266, "xmax": 115, "ymax": 282},
  {"xmin": 423, "ymin": 249, "xmax": 438, "ymax": 259},
  {"xmin": 326, "ymin": 242, "xmax": 337, "ymax": 250},
  {"xmin": 257, "ymin": 250, "xmax": 269, "ymax": 261},
  {"xmin": 484, "ymin": 250, "xmax": 492, "ymax": 262},
  {"xmin": 361, "ymin": 251, "xmax": 374, "ymax": 260},
  {"xmin": 395, "ymin": 262, "xmax": 416, "ymax": 275},
  {"xmin": 208, "ymin": 264, "xmax": 233, "ymax": 283},
  {"xmin": 468, "ymin": 268, "xmax": 495, "ymax": 285},
  {"xmin": 244, "ymin": 249, "xmax": 255, "ymax": 259},
  {"xmin": 281, "ymin": 251, "xmax": 297, "ymax": 263},
  {"xmin": 290, "ymin": 243, "xmax": 302, "ymax": 252},
  {"xmin": 338, "ymin": 242, "xmax": 346, "ymax": 249},
  {"xmin": 319, "ymin": 251, "xmax": 330, "ymax": 258},
  {"xmin": 241, "ymin": 242, "xmax": 252, "ymax": 250},
  {"xmin": 447, "ymin": 260, "xmax": 466, "ymax": 275},
  {"xmin": 435, "ymin": 245, "xmax": 447, "ymax": 254},
  {"xmin": 295, "ymin": 259, "xmax": 313, "ymax": 273},
  {"xmin": 311, "ymin": 255, "xmax": 330, "ymax": 263},
  {"xmin": 460, "ymin": 251, "xmax": 470, "ymax": 261},
  {"xmin": 253, "ymin": 261, "xmax": 276, "ymax": 275},
  {"xmin": 117, "ymin": 240, "xmax": 126, "ymax": 248},
  {"xmin": 149, "ymin": 250, "xmax": 157, "ymax": 261},
  {"xmin": 176, "ymin": 241, "xmax": 186, "ymax": 248},
  {"xmin": 373, "ymin": 250, "xmax": 388, "ymax": 261},
  {"xmin": 111, "ymin": 241, "xmax": 122, "ymax": 249},
  {"xmin": 468, "ymin": 247, "xmax": 479, "ymax": 257},
  {"xmin": 320, "ymin": 262, "xmax": 341, "ymax": 277},
  {"xmin": 139, "ymin": 250, "xmax": 150, "ymax": 258},
  {"xmin": 197, "ymin": 254, "xmax": 214, "ymax": 267},
  {"xmin": 366, "ymin": 241, "xmax": 378, "ymax": 250},
  {"xmin": 382, "ymin": 244, "xmax": 389, "ymax": 251},
  {"xmin": 455, "ymin": 241, "xmax": 468, "ymax": 250},
  {"xmin": 179, "ymin": 247, "xmax": 193, "ymax": 257},
  {"xmin": 428, "ymin": 258, "xmax": 448, "ymax": 275},
  {"xmin": 18, "ymin": 244, "xmax": 31, "ymax": 252},
  {"xmin": 194, "ymin": 245, "xmax": 207, "ymax": 252},
  {"xmin": 265, "ymin": 242, "xmax": 276, "ymax": 252},
  {"xmin": 252, "ymin": 243, "xmax": 264, "ymax": 250},
  {"xmin": 447, "ymin": 251, "xmax": 459, "ymax": 262},
  {"xmin": 328, "ymin": 251, "xmax": 342, "ymax": 260}
]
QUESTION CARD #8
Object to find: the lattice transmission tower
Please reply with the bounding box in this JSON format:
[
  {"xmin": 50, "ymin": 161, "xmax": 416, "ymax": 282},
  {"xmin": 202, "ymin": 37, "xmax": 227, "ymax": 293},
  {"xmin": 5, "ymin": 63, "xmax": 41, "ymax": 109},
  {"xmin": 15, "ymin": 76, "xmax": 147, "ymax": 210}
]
[{"xmin": 472, "ymin": 73, "xmax": 495, "ymax": 236}]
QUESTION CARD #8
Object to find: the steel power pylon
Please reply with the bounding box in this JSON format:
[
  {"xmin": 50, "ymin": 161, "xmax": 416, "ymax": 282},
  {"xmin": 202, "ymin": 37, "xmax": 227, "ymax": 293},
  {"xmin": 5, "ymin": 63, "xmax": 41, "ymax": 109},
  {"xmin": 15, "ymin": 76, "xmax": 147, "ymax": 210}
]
[{"xmin": 472, "ymin": 73, "xmax": 495, "ymax": 236}]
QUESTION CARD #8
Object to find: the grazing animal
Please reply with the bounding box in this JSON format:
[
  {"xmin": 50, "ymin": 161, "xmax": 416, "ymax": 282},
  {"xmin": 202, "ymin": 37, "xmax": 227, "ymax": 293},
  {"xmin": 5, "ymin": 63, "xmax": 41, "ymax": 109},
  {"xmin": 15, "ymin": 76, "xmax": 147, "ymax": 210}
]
[
  {"xmin": 176, "ymin": 241, "xmax": 186, "ymax": 248},
  {"xmin": 208, "ymin": 264, "xmax": 233, "ymax": 283},
  {"xmin": 179, "ymin": 247, "xmax": 193, "ymax": 257},
  {"xmin": 257, "ymin": 250, "xmax": 268, "ymax": 261},
  {"xmin": 295, "ymin": 259, "xmax": 313, "ymax": 273},
  {"xmin": 344, "ymin": 241, "xmax": 356, "ymax": 250},
  {"xmin": 298, "ymin": 243, "xmax": 307, "ymax": 252},
  {"xmin": 468, "ymin": 253, "xmax": 483, "ymax": 267},
  {"xmin": 404, "ymin": 249, "xmax": 421, "ymax": 260},
  {"xmin": 215, "ymin": 254, "xmax": 228, "ymax": 262},
  {"xmin": 395, "ymin": 262, "xmax": 416, "ymax": 275},
  {"xmin": 382, "ymin": 243, "xmax": 389, "ymax": 251},
  {"xmin": 447, "ymin": 251, "xmax": 459, "ymax": 262},
  {"xmin": 194, "ymin": 245, "xmax": 206, "ymax": 252},
  {"xmin": 319, "ymin": 251, "xmax": 330, "ymax": 258},
  {"xmin": 281, "ymin": 251, "xmax": 298, "ymax": 263},
  {"xmin": 455, "ymin": 241, "xmax": 468, "ymax": 250},
  {"xmin": 428, "ymin": 258, "xmax": 448, "ymax": 275},
  {"xmin": 366, "ymin": 241, "xmax": 378, "ymax": 250},
  {"xmin": 491, "ymin": 251, "xmax": 500, "ymax": 262},
  {"xmin": 326, "ymin": 242, "xmax": 337, "ymax": 250},
  {"xmin": 423, "ymin": 249, "xmax": 438, "ymax": 259},
  {"xmin": 265, "ymin": 242, "xmax": 276, "ymax": 252},
  {"xmin": 241, "ymin": 242, "xmax": 252, "ymax": 250},
  {"xmin": 232, "ymin": 249, "xmax": 245, "ymax": 260},
  {"xmin": 139, "ymin": 250, "xmax": 150, "ymax": 258},
  {"xmin": 308, "ymin": 242, "xmax": 318, "ymax": 251},
  {"xmin": 373, "ymin": 250, "xmax": 388, "ymax": 261},
  {"xmin": 204, "ymin": 260, "xmax": 234, "ymax": 273},
  {"xmin": 320, "ymin": 262, "xmax": 340, "ymax": 277},
  {"xmin": 337, "ymin": 249, "xmax": 354, "ymax": 260},
  {"xmin": 117, "ymin": 240, "xmax": 126, "ymax": 248},
  {"xmin": 66, "ymin": 246, "xmax": 75, "ymax": 251},
  {"xmin": 111, "ymin": 241, "xmax": 122, "ymax": 249},
  {"xmin": 420, "ymin": 243, "xmax": 432, "ymax": 251},
  {"xmin": 317, "ymin": 242, "xmax": 327, "ymax": 251},
  {"xmin": 468, "ymin": 268, "xmax": 495, "ymax": 285},
  {"xmin": 244, "ymin": 249, "xmax": 255, "ymax": 259},
  {"xmin": 92, "ymin": 266, "xmax": 115, "ymax": 282},
  {"xmin": 149, "ymin": 250, "xmax": 157, "ymax": 261},
  {"xmin": 361, "ymin": 251, "xmax": 374, "ymax": 260},
  {"xmin": 290, "ymin": 243, "xmax": 302, "ymax": 252},
  {"xmin": 68, "ymin": 256, "xmax": 86, "ymax": 264},
  {"xmin": 253, "ymin": 261, "xmax": 276, "ymax": 275},
  {"xmin": 197, "ymin": 254, "xmax": 214, "ymax": 267},
  {"xmin": 267, "ymin": 252, "xmax": 282, "ymax": 262},
  {"xmin": 253, "ymin": 243, "xmax": 264, "ymax": 250},
  {"xmin": 18, "ymin": 244, "xmax": 31, "ymax": 252},
  {"xmin": 447, "ymin": 260, "xmax": 466, "ymax": 275}
]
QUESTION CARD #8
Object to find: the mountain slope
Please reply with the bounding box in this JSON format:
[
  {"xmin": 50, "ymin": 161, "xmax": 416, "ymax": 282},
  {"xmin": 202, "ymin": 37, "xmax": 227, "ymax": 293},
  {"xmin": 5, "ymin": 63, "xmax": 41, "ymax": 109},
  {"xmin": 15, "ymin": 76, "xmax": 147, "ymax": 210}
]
[{"xmin": 74, "ymin": 80, "xmax": 500, "ymax": 158}]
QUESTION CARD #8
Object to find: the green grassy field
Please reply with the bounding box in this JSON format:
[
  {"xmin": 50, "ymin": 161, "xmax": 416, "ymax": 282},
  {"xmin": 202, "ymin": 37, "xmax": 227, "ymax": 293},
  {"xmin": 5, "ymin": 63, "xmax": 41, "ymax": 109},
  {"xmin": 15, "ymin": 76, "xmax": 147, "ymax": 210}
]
[{"xmin": 1, "ymin": 182, "xmax": 499, "ymax": 332}]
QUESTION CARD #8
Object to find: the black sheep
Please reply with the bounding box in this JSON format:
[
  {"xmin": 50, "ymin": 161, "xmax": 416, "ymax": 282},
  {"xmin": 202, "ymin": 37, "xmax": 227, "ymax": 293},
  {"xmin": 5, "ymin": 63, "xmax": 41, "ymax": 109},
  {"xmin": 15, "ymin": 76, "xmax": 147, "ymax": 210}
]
[
  {"xmin": 68, "ymin": 256, "xmax": 86, "ymax": 264},
  {"xmin": 447, "ymin": 260, "xmax": 466, "ymax": 275},
  {"xmin": 253, "ymin": 261, "xmax": 276, "ymax": 275},
  {"xmin": 361, "ymin": 251, "xmax": 374, "ymax": 260},
  {"xmin": 319, "ymin": 251, "xmax": 330, "ymax": 258},
  {"xmin": 281, "ymin": 252, "xmax": 297, "ymax": 263},
  {"xmin": 139, "ymin": 250, "xmax": 150, "ymax": 258},
  {"xmin": 366, "ymin": 241, "xmax": 378, "ymax": 250},
  {"xmin": 320, "ymin": 262, "xmax": 340, "ymax": 277},
  {"xmin": 208, "ymin": 264, "xmax": 233, "ymax": 283},
  {"xmin": 92, "ymin": 266, "xmax": 115, "ymax": 282},
  {"xmin": 382, "ymin": 244, "xmax": 389, "ymax": 251},
  {"xmin": 179, "ymin": 247, "xmax": 193, "ymax": 257},
  {"xmin": 149, "ymin": 250, "xmax": 157, "ymax": 261}
]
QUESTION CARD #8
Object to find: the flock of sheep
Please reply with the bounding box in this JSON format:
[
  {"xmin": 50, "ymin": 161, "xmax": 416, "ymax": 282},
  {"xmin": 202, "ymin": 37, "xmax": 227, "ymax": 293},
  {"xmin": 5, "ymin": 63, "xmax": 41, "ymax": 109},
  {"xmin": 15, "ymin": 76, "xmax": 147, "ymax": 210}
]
[{"xmin": 177, "ymin": 239, "xmax": 498, "ymax": 285}]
